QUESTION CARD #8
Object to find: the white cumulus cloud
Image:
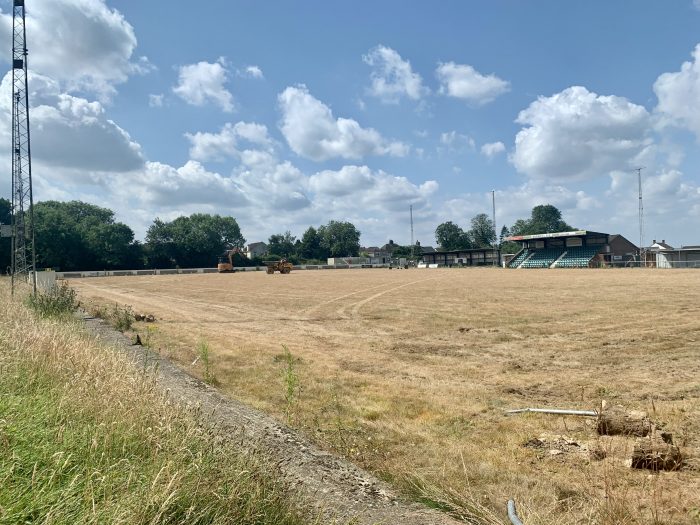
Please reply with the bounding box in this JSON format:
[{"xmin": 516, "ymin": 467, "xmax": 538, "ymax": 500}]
[
  {"xmin": 436, "ymin": 62, "xmax": 510, "ymax": 105},
  {"xmin": 278, "ymin": 85, "xmax": 409, "ymax": 161},
  {"xmin": 481, "ymin": 141, "xmax": 506, "ymax": 158},
  {"xmin": 654, "ymin": 43, "xmax": 700, "ymax": 139},
  {"xmin": 439, "ymin": 131, "xmax": 475, "ymax": 152},
  {"xmin": 137, "ymin": 161, "xmax": 248, "ymax": 207},
  {"xmin": 186, "ymin": 122, "xmax": 273, "ymax": 161},
  {"xmin": 363, "ymin": 45, "xmax": 428, "ymax": 103},
  {"xmin": 238, "ymin": 65, "xmax": 264, "ymax": 79},
  {"xmin": 173, "ymin": 57, "xmax": 234, "ymax": 112},
  {"xmin": 310, "ymin": 165, "xmax": 438, "ymax": 213},
  {"xmin": 512, "ymin": 86, "xmax": 652, "ymax": 181},
  {"xmin": 148, "ymin": 94, "xmax": 164, "ymax": 107},
  {"xmin": 0, "ymin": 0, "xmax": 147, "ymax": 99},
  {"xmin": 0, "ymin": 71, "xmax": 143, "ymax": 173}
]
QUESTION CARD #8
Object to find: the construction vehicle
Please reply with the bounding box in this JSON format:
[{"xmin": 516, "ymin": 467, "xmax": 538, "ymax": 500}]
[
  {"xmin": 264, "ymin": 258, "xmax": 293, "ymax": 274},
  {"xmin": 217, "ymin": 247, "xmax": 242, "ymax": 273}
]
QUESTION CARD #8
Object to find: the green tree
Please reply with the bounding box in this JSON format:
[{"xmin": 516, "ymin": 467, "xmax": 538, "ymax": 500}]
[
  {"xmin": 143, "ymin": 218, "xmax": 173, "ymax": 268},
  {"xmin": 499, "ymin": 225, "xmax": 521, "ymax": 253},
  {"xmin": 529, "ymin": 204, "xmax": 573, "ymax": 233},
  {"xmin": 468, "ymin": 213, "xmax": 496, "ymax": 248},
  {"xmin": 268, "ymin": 231, "xmax": 296, "ymax": 258},
  {"xmin": 509, "ymin": 205, "xmax": 574, "ymax": 236},
  {"xmin": 298, "ymin": 226, "xmax": 327, "ymax": 261},
  {"xmin": 435, "ymin": 221, "xmax": 473, "ymax": 250},
  {"xmin": 145, "ymin": 213, "xmax": 245, "ymax": 268},
  {"xmin": 499, "ymin": 225, "xmax": 510, "ymax": 245},
  {"xmin": 318, "ymin": 221, "xmax": 360, "ymax": 257},
  {"xmin": 33, "ymin": 201, "xmax": 140, "ymax": 271},
  {"xmin": 392, "ymin": 244, "xmax": 423, "ymax": 260},
  {"xmin": 509, "ymin": 219, "xmax": 530, "ymax": 236},
  {"xmin": 0, "ymin": 198, "xmax": 10, "ymax": 273}
]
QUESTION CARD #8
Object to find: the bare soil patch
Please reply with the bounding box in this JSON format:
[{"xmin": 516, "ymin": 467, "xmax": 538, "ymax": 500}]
[{"xmin": 71, "ymin": 268, "xmax": 700, "ymax": 524}]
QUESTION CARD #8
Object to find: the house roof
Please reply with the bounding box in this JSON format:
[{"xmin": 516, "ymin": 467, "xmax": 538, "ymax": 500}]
[
  {"xmin": 649, "ymin": 240, "xmax": 674, "ymax": 250},
  {"xmin": 609, "ymin": 234, "xmax": 638, "ymax": 249}
]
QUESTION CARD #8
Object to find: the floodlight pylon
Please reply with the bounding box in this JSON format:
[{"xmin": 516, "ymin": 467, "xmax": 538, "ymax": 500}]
[{"xmin": 10, "ymin": 0, "xmax": 36, "ymax": 294}]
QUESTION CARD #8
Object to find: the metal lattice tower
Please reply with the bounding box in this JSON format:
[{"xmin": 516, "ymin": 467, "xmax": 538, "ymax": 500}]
[
  {"xmin": 635, "ymin": 167, "xmax": 645, "ymax": 267},
  {"xmin": 11, "ymin": 0, "xmax": 36, "ymax": 293}
]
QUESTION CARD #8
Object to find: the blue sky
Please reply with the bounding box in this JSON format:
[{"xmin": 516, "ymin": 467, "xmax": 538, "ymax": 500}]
[{"xmin": 1, "ymin": 1, "xmax": 700, "ymax": 248}]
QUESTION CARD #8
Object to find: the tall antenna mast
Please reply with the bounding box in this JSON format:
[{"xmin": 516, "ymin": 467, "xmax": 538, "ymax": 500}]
[
  {"xmin": 635, "ymin": 167, "xmax": 645, "ymax": 267},
  {"xmin": 11, "ymin": 0, "xmax": 36, "ymax": 294},
  {"xmin": 491, "ymin": 190, "xmax": 497, "ymax": 266},
  {"xmin": 409, "ymin": 204, "xmax": 414, "ymax": 259}
]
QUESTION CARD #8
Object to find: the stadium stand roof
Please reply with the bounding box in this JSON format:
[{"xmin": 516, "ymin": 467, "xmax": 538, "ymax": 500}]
[{"xmin": 505, "ymin": 230, "xmax": 607, "ymax": 242}]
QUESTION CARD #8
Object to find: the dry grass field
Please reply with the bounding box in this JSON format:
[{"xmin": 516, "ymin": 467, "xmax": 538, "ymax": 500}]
[{"xmin": 70, "ymin": 268, "xmax": 700, "ymax": 524}]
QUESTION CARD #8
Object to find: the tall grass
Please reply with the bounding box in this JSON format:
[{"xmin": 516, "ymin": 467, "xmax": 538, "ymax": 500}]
[
  {"xmin": 0, "ymin": 282, "xmax": 314, "ymax": 525},
  {"xmin": 25, "ymin": 281, "xmax": 78, "ymax": 318}
]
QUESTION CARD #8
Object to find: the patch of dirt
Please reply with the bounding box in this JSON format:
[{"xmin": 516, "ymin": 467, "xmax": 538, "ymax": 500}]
[
  {"xmin": 524, "ymin": 433, "xmax": 605, "ymax": 461},
  {"xmin": 81, "ymin": 314, "xmax": 461, "ymax": 525}
]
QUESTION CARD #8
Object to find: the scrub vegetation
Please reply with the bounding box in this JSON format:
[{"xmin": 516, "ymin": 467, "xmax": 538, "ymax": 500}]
[{"xmin": 0, "ymin": 280, "xmax": 314, "ymax": 525}]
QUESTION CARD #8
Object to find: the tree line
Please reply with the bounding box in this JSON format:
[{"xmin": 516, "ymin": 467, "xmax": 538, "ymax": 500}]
[
  {"xmin": 264, "ymin": 221, "xmax": 361, "ymax": 264},
  {"xmin": 0, "ymin": 199, "xmax": 364, "ymax": 272},
  {"xmin": 0, "ymin": 198, "xmax": 574, "ymax": 272},
  {"xmin": 434, "ymin": 205, "xmax": 574, "ymax": 252}
]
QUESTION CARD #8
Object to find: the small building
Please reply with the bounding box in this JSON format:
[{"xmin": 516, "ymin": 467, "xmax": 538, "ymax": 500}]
[
  {"xmin": 605, "ymin": 234, "xmax": 639, "ymax": 266},
  {"xmin": 380, "ymin": 240, "xmax": 399, "ymax": 256},
  {"xmin": 244, "ymin": 242, "xmax": 268, "ymax": 259},
  {"xmin": 650, "ymin": 241, "xmax": 700, "ymax": 268},
  {"xmin": 421, "ymin": 247, "xmax": 500, "ymax": 267}
]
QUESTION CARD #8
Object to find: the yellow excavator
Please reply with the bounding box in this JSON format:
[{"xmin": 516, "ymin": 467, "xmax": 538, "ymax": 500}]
[{"xmin": 217, "ymin": 247, "xmax": 242, "ymax": 273}]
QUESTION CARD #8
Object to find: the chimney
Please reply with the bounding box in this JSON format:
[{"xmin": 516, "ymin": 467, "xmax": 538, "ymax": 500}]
[
  {"xmin": 662, "ymin": 240, "xmax": 665, "ymax": 244},
  {"xmin": 652, "ymin": 239, "xmax": 656, "ymax": 244}
]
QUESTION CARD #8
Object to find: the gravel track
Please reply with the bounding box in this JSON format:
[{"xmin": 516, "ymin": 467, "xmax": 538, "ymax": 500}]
[{"xmin": 81, "ymin": 313, "xmax": 463, "ymax": 525}]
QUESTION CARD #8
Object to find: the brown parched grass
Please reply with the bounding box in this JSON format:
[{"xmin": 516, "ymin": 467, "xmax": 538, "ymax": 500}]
[
  {"xmin": 72, "ymin": 268, "xmax": 700, "ymax": 524},
  {"xmin": 0, "ymin": 279, "xmax": 315, "ymax": 525}
]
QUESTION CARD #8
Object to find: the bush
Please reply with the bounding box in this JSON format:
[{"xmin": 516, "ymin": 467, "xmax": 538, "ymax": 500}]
[
  {"xmin": 111, "ymin": 303, "xmax": 134, "ymax": 332},
  {"xmin": 26, "ymin": 281, "xmax": 78, "ymax": 318}
]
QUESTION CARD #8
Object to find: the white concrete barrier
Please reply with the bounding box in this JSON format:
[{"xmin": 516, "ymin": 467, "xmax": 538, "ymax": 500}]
[{"xmin": 58, "ymin": 263, "xmax": 393, "ymax": 279}]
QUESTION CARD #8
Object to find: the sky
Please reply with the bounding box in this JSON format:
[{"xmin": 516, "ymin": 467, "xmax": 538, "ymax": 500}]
[{"xmin": 1, "ymin": 1, "xmax": 700, "ymax": 248}]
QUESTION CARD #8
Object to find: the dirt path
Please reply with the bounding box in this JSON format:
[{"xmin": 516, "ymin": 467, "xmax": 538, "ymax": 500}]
[{"xmin": 81, "ymin": 313, "xmax": 465, "ymax": 525}]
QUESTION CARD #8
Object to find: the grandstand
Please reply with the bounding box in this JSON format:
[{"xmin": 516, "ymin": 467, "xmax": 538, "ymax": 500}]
[{"xmin": 506, "ymin": 231, "xmax": 637, "ymax": 269}]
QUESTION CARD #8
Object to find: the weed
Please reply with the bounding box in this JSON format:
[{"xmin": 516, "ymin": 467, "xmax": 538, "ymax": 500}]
[
  {"xmin": 25, "ymin": 281, "xmax": 78, "ymax": 318},
  {"xmin": 280, "ymin": 345, "xmax": 300, "ymax": 423},
  {"xmin": 86, "ymin": 301, "xmax": 106, "ymax": 319},
  {"xmin": 197, "ymin": 338, "xmax": 218, "ymax": 385},
  {"xmin": 111, "ymin": 303, "xmax": 134, "ymax": 332},
  {"xmin": 143, "ymin": 324, "xmax": 158, "ymax": 348}
]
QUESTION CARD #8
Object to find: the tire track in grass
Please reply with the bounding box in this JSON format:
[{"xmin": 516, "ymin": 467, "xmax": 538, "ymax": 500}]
[
  {"xmin": 302, "ymin": 281, "xmax": 400, "ymax": 318},
  {"xmin": 340, "ymin": 276, "xmax": 443, "ymax": 318}
]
